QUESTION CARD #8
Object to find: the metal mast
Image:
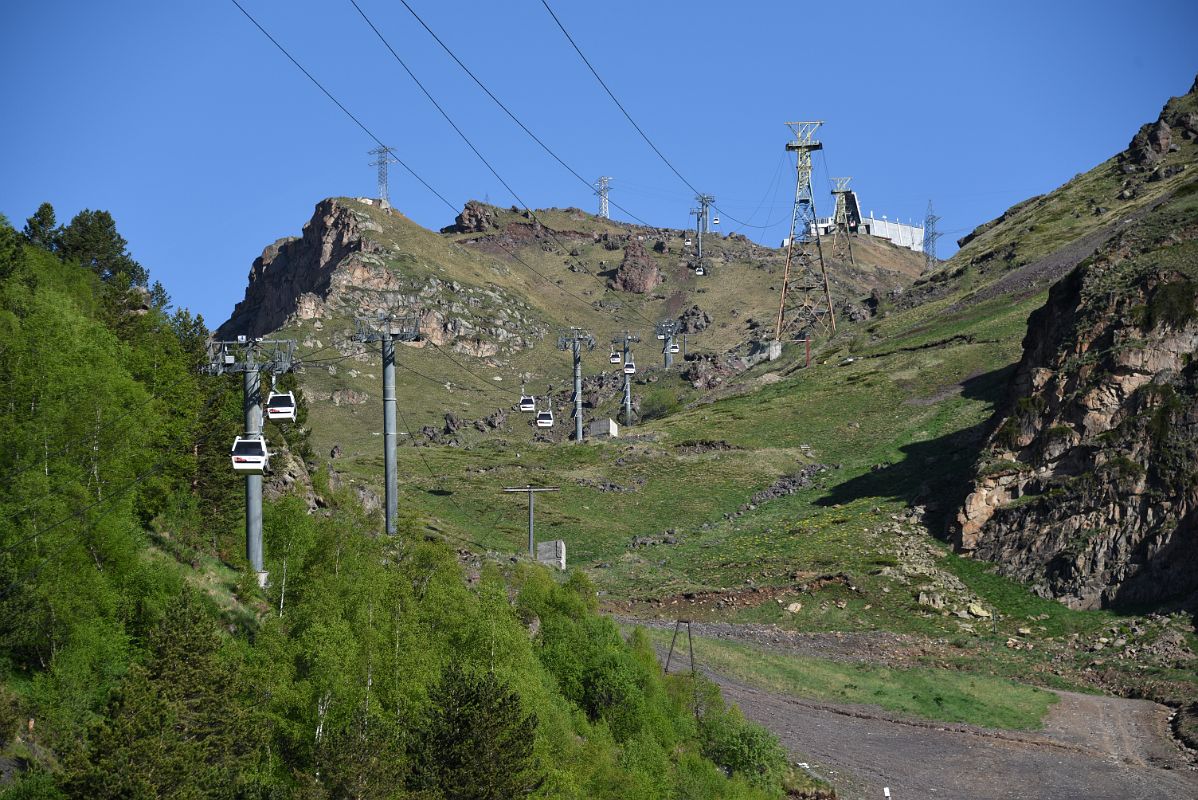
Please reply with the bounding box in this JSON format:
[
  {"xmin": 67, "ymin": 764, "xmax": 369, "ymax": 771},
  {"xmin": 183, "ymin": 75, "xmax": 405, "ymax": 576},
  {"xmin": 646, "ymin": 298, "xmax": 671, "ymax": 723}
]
[
  {"xmin": 829, "ymin": 177, "xmax": 858, "ymax": 267},
  {"xmin": 656, "ymin": 320, "xmax": 680, "ymax": 368},
  {"xmin": 557, "ymin": 328, "xmax": 595, "ymax": 442},
  {"xmin": 774, "ymin": 121, "xmax": 835, "ymax": 342},
  {"xmin": 368, "ymin": 145, "xmax": 398, "ymax": 209},
  {"xmin": 203, "ymin": 337, "xmax": 298, "ymax": 586},
  {"xmin": 690, "ymin": 193, "xmax": 715, "ymax": 273},
  {"xmin": 501, "ymin": 485, "xmax": 560, "ymax": 558},
  {"xmin": 613, "ymin": 331, "xmax": 640, "ymax": 426},
  {"xmin": 353, "ymin": 313, "xmax": 420, "ymax": 534},
  {"xmin": 595, "ymin": 176, "xmax": 612, "ymax": 219},
  {"xmin": 923, "ymin": 200, "xmax": 942, "ymax": 274}
]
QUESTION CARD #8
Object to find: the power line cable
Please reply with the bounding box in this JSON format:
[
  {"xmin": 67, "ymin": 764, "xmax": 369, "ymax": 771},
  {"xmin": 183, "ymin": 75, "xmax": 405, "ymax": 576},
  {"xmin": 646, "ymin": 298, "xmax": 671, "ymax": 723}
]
[
  {"xmin": 391, "ymin": 0, "xmax": 653, "ymax": 227},
  {"xmin": 538, "ymin": 0, "xmax": 776, "ymax": 231},
  {"xmin": 228, "ymin": 0, "xmax": 455, "ymax": 212},
  {"xmin": 347, "ymin": 0, "xmax": 658, "ymax": 330}
]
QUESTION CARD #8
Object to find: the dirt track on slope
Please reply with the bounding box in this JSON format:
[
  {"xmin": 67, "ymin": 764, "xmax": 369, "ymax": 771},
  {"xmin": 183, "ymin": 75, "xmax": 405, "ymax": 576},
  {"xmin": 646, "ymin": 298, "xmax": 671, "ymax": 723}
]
[
  {"xmin": 715, "ymin": 677, "xmax": 1196, "ymax": 800},
  {"xmin": 624, "ymin": 618, "xmax": 1198, "ymax": 799}
]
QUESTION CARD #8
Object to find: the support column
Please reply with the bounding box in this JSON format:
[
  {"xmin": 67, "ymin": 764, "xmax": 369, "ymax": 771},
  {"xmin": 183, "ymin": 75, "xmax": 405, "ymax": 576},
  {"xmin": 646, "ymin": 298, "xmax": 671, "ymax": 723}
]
[
  {"xmin": 382, "ymin": 333, "xmax": 397, "ymax": 535},
  {"xmin": 623, "ymin": 340, "xmax": 633, "ymax": 427},
  {"xmin": 527, "ymin": 487, "xmax": 535, "ymax": 558},
  {"xmin": 573, "ymin": 339, "xmax": 583, "ymax": 443},
  {"xmin": 244, "ymin": 356, "xmax": 265, "ymax": 586}
]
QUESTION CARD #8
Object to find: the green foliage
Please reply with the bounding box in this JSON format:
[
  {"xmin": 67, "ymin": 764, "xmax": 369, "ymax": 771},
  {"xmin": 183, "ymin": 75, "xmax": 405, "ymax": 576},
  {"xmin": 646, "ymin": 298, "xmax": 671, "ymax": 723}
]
[
  {"xmin": 640, "ymin": 386, "xmax": 681, "ymax": 421},
  {"xmin": 698, "ymin": 689, "xmax": 787, "ymax": 792},
  {"xmin": 407, "ymin": 663, "xmax": 542, "ymax": 799},
  {"xmin": 1143, "ymin": 279, "xmax": 1197, "ymax": 330},
  {"xmin": 21, "ymin": 204, "xmax": 59, "ymax": 253},
  {"xmin": 58, "ymin": 209, "xmax": 146, "ymax": 286}
]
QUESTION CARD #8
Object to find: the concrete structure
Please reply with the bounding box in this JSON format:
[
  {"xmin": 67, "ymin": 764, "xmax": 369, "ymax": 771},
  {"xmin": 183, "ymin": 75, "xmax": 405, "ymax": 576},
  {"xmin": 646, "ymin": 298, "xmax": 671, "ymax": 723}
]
[
  {"xmin": 536, "ymin": 539, "xmax": 566, "ymax": 570},
  {"xmin": 588, "ymin": 418, "xmax": 619, "ymax": 439},
  {"xmin": 801, "ymin": 187, "xmax": 926, "ymax": 253}
]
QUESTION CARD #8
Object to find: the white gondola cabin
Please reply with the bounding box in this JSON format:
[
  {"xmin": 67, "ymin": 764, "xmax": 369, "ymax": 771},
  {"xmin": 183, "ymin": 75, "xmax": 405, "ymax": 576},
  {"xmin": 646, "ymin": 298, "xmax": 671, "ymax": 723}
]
[
  {"xmin": 265, "ymin": 391, "xmax": 297, "ymax": 422},
  {"xmin": 623, "ymin": 357, "xmax": 636, "ymax": 375},
  {"xmin": 535, "ymin": 399, "xmax": 554, "ymax": 428},
  {"xmin": 230, "ymin": 435, "xmax": 270, "ymax": 474},
  {"xmin": 609, "ymin": 348, "xmax": 621, "ymax": 364},
  {"xmin": 668, "ymin": 342, "xmax": 681, "ymax": 354},
  {"xmin": 712, "ymin": 216, "xmax": 720, "ymax": 225},
  {"xmin": 695, "ymin": 265, "xmax": 706, "ymax": 276},
  {"xmin": 684, "ymin": 238, "xmax": 693, "ymax": 246}
]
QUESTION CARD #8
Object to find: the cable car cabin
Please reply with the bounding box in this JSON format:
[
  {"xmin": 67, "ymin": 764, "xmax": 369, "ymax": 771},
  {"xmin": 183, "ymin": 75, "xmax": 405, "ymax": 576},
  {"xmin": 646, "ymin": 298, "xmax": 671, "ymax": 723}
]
[
  {"xmin": 695, "ymin": 266, "xmax": 706, "ymax": 276},
  {"xmin": 623, "ymin": 359, "xmax": 636, "ymax": 375},
  {"xmin": 518, "ymin": 395, "xmax": 536, "ymax": 413},
  {"xmin": 712, "ymin": 217, "xmax": 720, "ymax": 225},
  {"xmin": 265, "ymin": 391, "xmax": 297, "ymax": 422},
  {"xmin": 535, "ymin": 404, "xmax": 554, "ymax": 428},
  {"xmin": 668, "ymin": 342, "xmax": 681, "ymax": 354},
  {"xmin": 609, "ymin": 349, "xmax": 621, "ymax": 364},
  {"xmin": 230, "ymin": 435, "xmax": 270, "ymax": 474},
  {"xmin": 684, "ymin": 239, "xmax": 693, "ymax": 246}
]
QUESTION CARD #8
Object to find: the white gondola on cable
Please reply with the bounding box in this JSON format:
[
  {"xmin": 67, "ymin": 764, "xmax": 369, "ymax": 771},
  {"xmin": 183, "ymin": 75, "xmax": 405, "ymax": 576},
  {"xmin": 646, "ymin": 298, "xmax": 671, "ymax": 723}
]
[
  {"xmin": 265, "ymin": 391, "xmax": 297, "ymax": 422},
  {"xmin": 609, "ymin": 347, "xmax": 621, "ymax": 364},
  {"xmin": 695, "ymin": 265, "xmax": 706, "ymax": 276},
  {"xmin": 623, "ymin": 356, "xmax": 636, "ymax": 375},
  {"xmin": 712, "ymin": 216, "xmax": 720, "ymax": 225},
  {"xmin": 518, "ymin": 385, "xmax": 536, "ymax": 413},
  {"xmin": 668, "ymin": 342, "xmax": 681, "ymax": 354},
  {"xmin": 535, "ymin": 398, "xmax": 554, "ymax": 428},
  {"xmin": 684, "ymin": 238, "xmax": 693, "ymax": 246},
  {"xmin": 230, "ymin": 435, "xmax": 270, "ymax": 474}
]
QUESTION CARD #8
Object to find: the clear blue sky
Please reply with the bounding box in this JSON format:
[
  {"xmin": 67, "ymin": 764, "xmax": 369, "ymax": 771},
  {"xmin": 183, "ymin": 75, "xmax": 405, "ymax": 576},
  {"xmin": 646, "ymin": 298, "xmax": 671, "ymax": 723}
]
[{"xmin": 2, "ymin": 0, "xmax": 1195, "ymax": 326}]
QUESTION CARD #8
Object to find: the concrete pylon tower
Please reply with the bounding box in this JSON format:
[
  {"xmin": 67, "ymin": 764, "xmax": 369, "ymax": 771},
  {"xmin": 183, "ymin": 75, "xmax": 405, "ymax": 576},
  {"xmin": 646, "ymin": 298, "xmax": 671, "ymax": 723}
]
[{"xmin": 774, "ymin": 121, "xmax": 835, "ymax": 342}]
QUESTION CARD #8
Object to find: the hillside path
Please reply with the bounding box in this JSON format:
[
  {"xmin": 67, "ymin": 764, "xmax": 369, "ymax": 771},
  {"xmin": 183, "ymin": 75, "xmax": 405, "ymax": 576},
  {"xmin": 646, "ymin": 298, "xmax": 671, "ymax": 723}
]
[{"xmin": 619, "ymin": 617, "xmax": 1197, "ymax": 799}]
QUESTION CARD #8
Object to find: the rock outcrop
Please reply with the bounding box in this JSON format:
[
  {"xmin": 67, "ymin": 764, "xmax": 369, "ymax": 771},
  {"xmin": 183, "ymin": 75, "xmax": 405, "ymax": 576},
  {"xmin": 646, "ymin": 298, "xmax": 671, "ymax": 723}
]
[
  {"xmin": 217, "ymin": 198, "xmax": 546, "ymax": 353},
  {"xmin": 953, "ymin": 186, "xmax": 1198, "ymax": 611},
  {"xmin": 611, "ymin": 239, "xmax": 660, "ymax": 294}
]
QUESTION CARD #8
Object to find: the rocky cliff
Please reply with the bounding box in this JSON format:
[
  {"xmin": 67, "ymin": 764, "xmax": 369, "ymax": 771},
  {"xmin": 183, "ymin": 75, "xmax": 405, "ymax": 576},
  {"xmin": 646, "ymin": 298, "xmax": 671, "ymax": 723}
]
[
  {"xmin": 954, "ymin": 182, "xmax": 1198, "ymax": 611},
  {"xmin": 216, "ymin": 198, "xmax": 546, "ymax": 353}
]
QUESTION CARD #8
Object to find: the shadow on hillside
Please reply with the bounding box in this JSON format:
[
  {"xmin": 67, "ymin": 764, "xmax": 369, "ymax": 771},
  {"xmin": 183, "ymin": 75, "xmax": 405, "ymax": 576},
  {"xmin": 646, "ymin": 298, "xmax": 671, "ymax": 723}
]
[{"xmin": 816, "ymin": 364, "xmax": 1015, "ymax": 538}]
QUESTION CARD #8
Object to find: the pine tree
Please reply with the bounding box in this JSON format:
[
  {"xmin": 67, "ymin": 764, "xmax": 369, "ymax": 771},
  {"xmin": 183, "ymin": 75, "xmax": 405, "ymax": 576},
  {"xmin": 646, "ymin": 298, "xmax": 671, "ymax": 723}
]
[
  {"xmin": 22, "ymin": 203, "xmax": 59, "ymax": 252},
  {"xmin": 59, "ymin": 209, "xmax": 146, "ymax": 285},
  {"xmin": 407, "ymin": 663, "xmax": 542, "ymax": 800}
]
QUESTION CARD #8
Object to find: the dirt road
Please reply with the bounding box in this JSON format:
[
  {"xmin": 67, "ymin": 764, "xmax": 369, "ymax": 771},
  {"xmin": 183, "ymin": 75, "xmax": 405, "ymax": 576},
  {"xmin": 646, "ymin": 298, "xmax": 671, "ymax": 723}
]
[{"xmin": 625, "ymin": 618, "xmax": 1198, "ymax": 799}]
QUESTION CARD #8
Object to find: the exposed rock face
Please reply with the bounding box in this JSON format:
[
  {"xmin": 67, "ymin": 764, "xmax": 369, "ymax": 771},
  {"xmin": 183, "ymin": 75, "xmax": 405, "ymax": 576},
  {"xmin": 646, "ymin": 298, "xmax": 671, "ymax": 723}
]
[
  {"xmin": 611, "ymin": 239, "xmax": 660, "ymax": 294},
  {"xmin": 217, "ymin": 198, "xmax": 546, "ymax": 353},
  {"xmin": 953, "ymin": 190, "xmax": 1198, "ymax": 610},
  {"xmin": 677, "ymin": 304, "xmax": 712, "ymax": 334},
  {"xmin": 442, "ymin": 200, "xmax": 498, "ymax": 234},
  {"xmin": 1127, "ymin": 120, "xmax": 1173, "ymax": 166}
]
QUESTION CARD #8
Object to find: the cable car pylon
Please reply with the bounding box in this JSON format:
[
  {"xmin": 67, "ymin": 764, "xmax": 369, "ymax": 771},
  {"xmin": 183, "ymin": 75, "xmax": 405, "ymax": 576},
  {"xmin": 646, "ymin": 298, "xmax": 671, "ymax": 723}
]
[
  {"xmin": 353, "ymin": 312, "xmax": 421, "ymax": 536},
  {"xmin": 203, "ymin": 335, "xmax": 298, "ymax": 586}
]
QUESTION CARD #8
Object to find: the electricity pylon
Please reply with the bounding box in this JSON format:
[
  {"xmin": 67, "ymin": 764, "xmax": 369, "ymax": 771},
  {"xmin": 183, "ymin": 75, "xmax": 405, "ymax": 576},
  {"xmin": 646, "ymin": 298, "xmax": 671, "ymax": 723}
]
[
  {"xmin": 829, "ymin": 176, "xmax": 857, "ymax": 267},
  {"xmin": 923, "ymin": 200, "xmax": 942, "ymax": 274},
  {"xmin": 595, "ymin": 176, "xmax": 611, "ymax": 219},
  {"xmin": 368, "ymin": 145, "xmax": 398, "ymax": 208},
  {"xmin": 203, "ymin": 336, "xmax": 297, "ymax": 586},
  {"xmin": 774, "ymin": 121, "xmax": 835, "ymax": 342}
]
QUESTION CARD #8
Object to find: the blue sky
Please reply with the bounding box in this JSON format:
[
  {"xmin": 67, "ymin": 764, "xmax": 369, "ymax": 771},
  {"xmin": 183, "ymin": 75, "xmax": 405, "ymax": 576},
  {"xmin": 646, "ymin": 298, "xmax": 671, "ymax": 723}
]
[{"xmin": 2, "ymin": 0, "xmax": 1195, "ymax": 325}]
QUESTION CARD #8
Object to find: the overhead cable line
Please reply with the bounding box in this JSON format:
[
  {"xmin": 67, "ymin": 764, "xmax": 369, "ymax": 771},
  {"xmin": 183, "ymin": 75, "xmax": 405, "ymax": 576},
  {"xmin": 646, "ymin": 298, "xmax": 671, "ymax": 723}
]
[
  {"xmin": 228, "ymin": 0, "xmax": 454, "ymax": 211},
  {"xmin": 346, "ymin": 0, "xmax": 658, "ymax": 329},
  {"xmin": 232, "ymin": 0, "xmax": 653, "ymax": 333},
  {"xmin": 538, "ymin": 0, "xmax": 778, "ymax": 231},
  {"xmin": 391, "ymin": 0, "xmax": 653, "ymax": 227}
]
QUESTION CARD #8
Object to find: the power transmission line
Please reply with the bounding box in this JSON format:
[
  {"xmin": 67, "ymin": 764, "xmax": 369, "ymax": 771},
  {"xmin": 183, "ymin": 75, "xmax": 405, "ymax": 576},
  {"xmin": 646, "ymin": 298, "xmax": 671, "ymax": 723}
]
[
  {"xmin": 393, "ymin": 0, "xmax": 653, "ymax": 227},
  {"xmin": 228, "ymin": 0, "xmax": 651, "ymax": 332},
  {"xmin": 538, "ymin": 0, "xmax": 775, "ymax": 231}
]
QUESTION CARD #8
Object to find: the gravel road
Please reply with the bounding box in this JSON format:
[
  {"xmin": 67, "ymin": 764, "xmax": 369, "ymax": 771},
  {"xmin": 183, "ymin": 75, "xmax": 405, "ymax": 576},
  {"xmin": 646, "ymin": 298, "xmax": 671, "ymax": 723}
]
[{"xmin": 623, "ymin": 618, "xmax": 1198, "ymax": 799}]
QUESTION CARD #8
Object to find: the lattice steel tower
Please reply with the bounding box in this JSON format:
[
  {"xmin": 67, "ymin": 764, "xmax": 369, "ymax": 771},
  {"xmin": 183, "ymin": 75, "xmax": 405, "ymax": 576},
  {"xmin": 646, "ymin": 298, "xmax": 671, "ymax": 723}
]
[
  {"xmin": 829, "ymin": 177, "xmax": 857, "ymax": 267},
  {"xmin": 595, "ymin": 176, "xmax": 611, "ymax": 219},
  {"xmin": 774, "ymin": 121, "xmax": 835, "ymax": 341},
  {"xmin": 368, "ymin": 145, "xmax": 398, "ymax": 208},
  {"xmin": 923, "ymin": 200, "xmax": 942, "ymax": 274}
]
